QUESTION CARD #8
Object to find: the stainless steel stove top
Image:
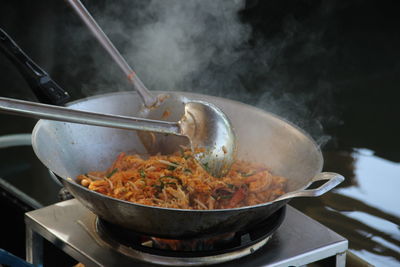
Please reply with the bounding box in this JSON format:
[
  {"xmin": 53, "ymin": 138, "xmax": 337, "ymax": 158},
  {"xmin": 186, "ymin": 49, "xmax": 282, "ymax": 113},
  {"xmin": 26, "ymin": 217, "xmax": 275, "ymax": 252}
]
[{"xmin": 25, "ymin": 199, "xmax": 348, "ymax": 266}]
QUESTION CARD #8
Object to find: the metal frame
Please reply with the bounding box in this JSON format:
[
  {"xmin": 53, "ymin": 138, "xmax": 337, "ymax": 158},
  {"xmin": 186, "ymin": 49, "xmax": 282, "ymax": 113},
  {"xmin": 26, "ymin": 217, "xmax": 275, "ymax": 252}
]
[{"xmin": 25, "ymin": 199, "xmax": 348, "ymax": 267}]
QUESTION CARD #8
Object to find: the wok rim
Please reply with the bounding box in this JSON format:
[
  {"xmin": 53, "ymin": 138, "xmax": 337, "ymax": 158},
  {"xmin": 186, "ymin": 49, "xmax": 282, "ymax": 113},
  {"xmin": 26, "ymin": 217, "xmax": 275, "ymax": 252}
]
[{"xmin": 32, "ymin": 90, "xmax": 324, "ymax": 213}]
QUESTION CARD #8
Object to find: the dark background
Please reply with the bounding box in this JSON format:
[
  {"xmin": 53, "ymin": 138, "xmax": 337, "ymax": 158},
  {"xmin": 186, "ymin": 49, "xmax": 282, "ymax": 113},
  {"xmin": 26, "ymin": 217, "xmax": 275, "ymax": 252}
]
[
  {"xmin": 0, "ymin": 0, "xmax": 399, "ymax": 266},
  {"xmin": 1, "ymin": 0, "xmax": 399, "ymax": 158}
]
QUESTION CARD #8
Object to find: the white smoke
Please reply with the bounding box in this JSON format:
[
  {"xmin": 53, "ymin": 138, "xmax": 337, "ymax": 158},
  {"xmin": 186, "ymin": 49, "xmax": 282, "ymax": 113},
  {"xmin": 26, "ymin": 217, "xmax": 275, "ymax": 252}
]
[
  {"xmin": 63, "ymin": 0, "xmax": 336, "ymax": 146},
  {"xmin": 97, "ymin": 0, "xmax": 251, "ymax": 96}
]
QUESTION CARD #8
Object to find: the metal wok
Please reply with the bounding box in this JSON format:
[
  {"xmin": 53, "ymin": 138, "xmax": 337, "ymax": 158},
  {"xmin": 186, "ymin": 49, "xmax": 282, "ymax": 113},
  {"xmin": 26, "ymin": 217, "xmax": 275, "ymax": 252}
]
[{"xmin": 32, "ymin": 91, "xmax": 344, "ymax": 238}]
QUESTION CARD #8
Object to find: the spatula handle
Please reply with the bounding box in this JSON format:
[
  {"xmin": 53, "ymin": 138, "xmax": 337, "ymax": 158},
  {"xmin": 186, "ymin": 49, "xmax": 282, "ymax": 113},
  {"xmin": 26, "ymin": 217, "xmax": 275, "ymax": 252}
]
[
  {"xmin": 0, "ymin": 97, "xmax": 181, "ymax": 135},
  {"xmin": 0, "ymin": 28, "xmax": 70, "ymax": 105}
]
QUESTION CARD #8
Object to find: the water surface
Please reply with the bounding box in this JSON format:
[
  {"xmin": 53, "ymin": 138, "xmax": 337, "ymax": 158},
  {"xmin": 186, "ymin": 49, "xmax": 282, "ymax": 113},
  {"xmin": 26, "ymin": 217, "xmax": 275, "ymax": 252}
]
[{"xmin": 291, "ymin": 148, "xmax": 400, "ymax": 266}]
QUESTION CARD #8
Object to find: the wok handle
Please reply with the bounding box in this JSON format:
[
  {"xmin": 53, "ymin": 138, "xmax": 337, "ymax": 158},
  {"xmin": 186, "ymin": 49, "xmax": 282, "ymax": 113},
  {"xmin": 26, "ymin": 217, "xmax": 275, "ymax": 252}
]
[
  {"xmin": 274, "ymin": 172, "xmax": 344, "ymax": 202},
  {"xmin": 0, "ymin": 28, "xmax": 70, "ymax": 106}
]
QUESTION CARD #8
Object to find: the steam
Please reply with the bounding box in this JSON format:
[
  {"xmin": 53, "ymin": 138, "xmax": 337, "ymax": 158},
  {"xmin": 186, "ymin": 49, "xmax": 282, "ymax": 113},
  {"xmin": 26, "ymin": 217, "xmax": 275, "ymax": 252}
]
[
  {"xmin": 96, "ymin": 0, "xmax": 251, "ymax": 96},
  {"xmin": 63, "ymin": 0, "xmax": 337, "ymax": 147}
]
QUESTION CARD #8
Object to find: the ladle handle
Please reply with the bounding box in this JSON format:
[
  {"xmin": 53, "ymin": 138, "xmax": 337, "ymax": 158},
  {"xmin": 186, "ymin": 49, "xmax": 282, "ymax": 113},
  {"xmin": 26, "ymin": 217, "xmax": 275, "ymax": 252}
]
[
  {"xmin": 65, "ymin": 0, "xmax": 158, "ymax": 108},
  {"xmin": 0, "ymin": 97, "xmax": 180, "ymax": 135},
  {"xmin": 274, "ymin": 172, "xmax": 344, "ymax": 202}
]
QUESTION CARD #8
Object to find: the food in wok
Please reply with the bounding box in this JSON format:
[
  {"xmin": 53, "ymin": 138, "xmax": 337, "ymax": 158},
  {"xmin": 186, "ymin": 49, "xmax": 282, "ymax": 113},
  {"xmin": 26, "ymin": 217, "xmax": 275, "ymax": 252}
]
[{"xmin": 77, "ymin": 148, "xmax": 287, "ymax": 210}]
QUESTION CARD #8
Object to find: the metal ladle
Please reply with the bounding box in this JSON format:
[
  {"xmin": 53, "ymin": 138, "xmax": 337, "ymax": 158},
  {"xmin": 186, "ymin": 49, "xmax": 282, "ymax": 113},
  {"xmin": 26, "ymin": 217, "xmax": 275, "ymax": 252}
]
[
  {"xmin": 65, "ymin": 0, "xmax": 194, "ymax": 112},
  {"xmin": 65, "ymin": 0, "xmax": 236, "ymax": 175},
  {"xmin": 66, "ymin": 0, "xmax": 157, "ymax": 108},
  {"xmin": 0, "ymin": 97, "xmax": 236, "ymax": 177}
]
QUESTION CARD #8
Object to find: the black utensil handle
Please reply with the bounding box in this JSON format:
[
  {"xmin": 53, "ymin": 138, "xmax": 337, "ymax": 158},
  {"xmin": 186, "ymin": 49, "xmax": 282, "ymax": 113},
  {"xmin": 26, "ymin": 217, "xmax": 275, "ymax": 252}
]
[
  {"xmin": 0, "ymin": 28, "xmax": 73, "ymax": 199},
  {"xmin": 0, "ymin": 28, "xmax": 70, "ymax": 106}
]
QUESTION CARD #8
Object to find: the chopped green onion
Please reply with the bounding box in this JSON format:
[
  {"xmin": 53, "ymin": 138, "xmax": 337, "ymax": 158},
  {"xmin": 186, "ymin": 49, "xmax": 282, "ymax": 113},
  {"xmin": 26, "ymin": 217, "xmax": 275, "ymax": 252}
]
[
  {"xmin": 227, "ymin": 184, "xmax": 236, "ymax": 189},
  {"xmin": 140, "ymin": 169, "xmax": 146, "ymax": 178},
  {"xmin": 152, "ymin": 182, "xmax": 164, "ymax": 191},
  {"xmin": 241, "ymin": 171, "xmax": 255, "ymax": 177},
  {"xmin": 106, "ymin": 168, "xmax": 118, "ymax": 178},
  {"xmin": 179, "ymin": 146, "xmax": 185, "ymax": 156},
  {"xmin": 158, "ymin": 159, "xmax": 179, "ymax": 169},
  {"xmin": 203, "ymin": 162, "xmax": 210, "ymax": 172}
]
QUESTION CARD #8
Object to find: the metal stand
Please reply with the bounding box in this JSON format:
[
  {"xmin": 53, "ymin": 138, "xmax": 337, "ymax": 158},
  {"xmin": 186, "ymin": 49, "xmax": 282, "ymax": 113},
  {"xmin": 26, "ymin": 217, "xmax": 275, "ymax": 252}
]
[
  {"xmin": 25, "ymin": 199, "xmax": 348, "ymax": 267},
  {"xmin": 25, "ymin": 226, "xmax": 43, "ymax": 267}
]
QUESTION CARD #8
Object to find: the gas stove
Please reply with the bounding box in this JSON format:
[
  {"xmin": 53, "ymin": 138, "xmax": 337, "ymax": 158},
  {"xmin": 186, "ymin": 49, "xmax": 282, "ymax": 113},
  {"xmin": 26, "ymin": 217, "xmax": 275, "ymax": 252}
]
[{"xmin": 25, "ymin": 199, "xmax": 348, "ymax": 266}]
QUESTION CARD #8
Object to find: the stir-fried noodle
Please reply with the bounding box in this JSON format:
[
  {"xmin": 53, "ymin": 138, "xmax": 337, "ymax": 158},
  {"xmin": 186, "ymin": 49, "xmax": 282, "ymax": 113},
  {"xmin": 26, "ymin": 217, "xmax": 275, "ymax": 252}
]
[{"xmin": 77, "ymin": 149, "xmax": 287, "ymax": 210}]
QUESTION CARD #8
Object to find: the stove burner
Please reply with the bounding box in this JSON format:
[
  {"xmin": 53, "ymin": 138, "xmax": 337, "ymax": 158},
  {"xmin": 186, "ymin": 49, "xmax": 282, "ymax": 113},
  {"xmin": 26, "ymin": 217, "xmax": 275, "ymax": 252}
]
[
  {"xmin": 95, "ymin": 206, "xmax": 286, "ymax": 259},
  {"xmin": 150, "ymin": 232, "xmax": 236, "ymax": 252}
]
